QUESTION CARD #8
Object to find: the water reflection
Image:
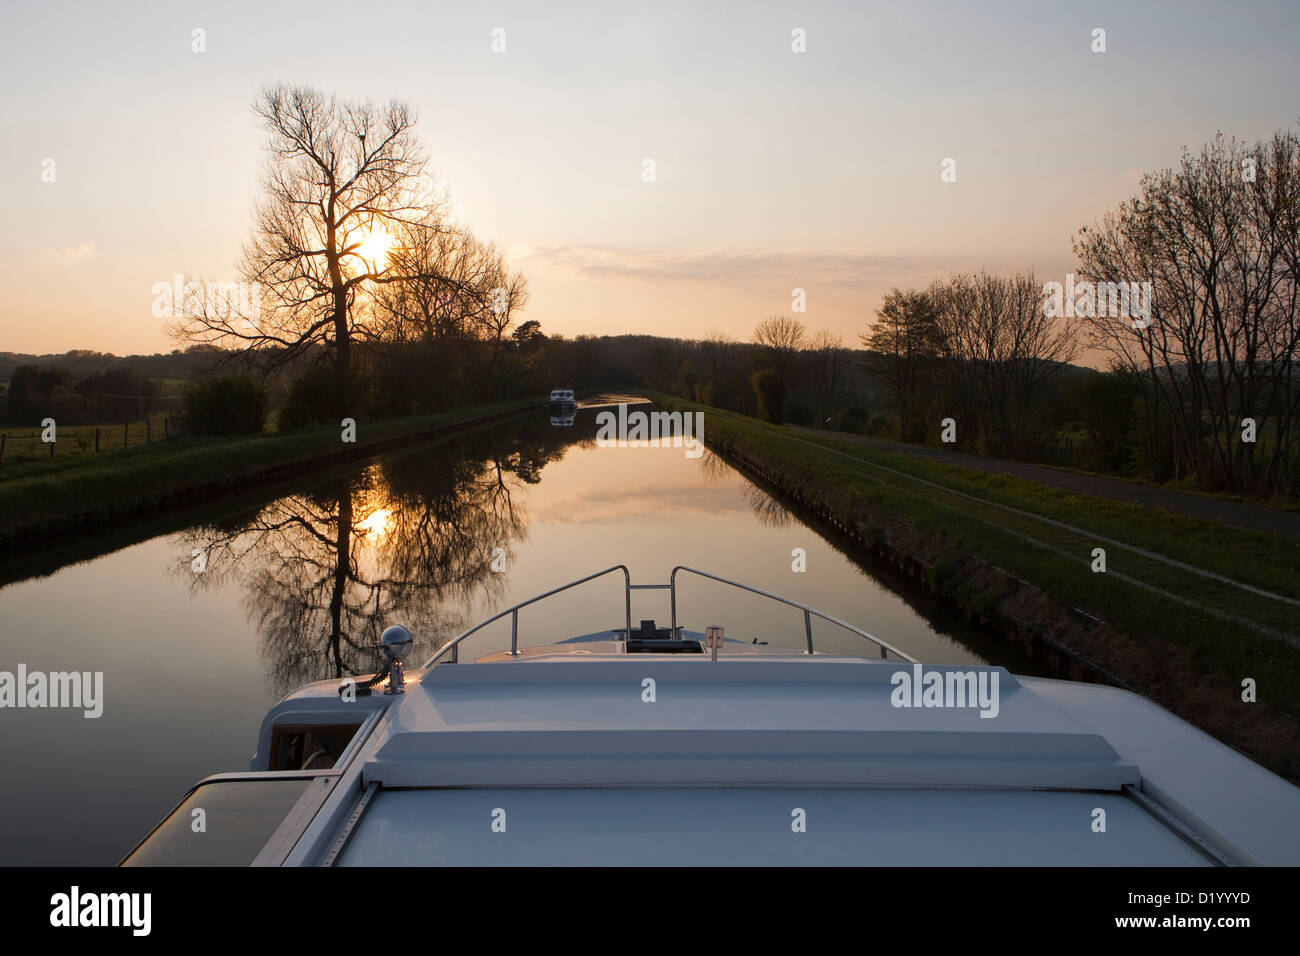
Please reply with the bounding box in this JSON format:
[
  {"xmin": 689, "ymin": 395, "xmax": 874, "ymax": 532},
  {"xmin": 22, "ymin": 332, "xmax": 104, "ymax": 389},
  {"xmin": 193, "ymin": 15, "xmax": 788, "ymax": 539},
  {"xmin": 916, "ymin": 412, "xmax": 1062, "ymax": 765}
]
[
  {"xmin": 741, "ymin": 483, "xmax": 794, "ymax": 529},
  {"xmin": 696, "ymin": 448, "xmax": 792, "ymax": 529},
  {"xmin": 172, "ymin": 421, "xmax": 572, "ymax": 697}
]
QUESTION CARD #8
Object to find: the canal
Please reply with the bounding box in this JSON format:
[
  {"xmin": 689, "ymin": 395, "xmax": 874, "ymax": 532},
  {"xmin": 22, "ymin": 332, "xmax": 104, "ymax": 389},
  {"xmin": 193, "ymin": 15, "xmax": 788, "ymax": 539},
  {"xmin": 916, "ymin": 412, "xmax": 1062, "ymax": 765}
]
[{"xmin": 0, "ymin": 396, "xmax": 998, "ymax": 865}]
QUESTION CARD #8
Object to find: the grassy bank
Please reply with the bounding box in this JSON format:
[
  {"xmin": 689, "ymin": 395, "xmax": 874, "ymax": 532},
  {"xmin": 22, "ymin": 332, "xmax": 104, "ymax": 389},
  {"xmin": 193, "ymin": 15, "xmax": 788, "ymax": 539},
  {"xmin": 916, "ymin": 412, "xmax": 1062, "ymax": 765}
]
[
  {"xmin": 0, "ymin": 397, "xmax": 544, "ymax": 549},
  {"xmin": 648, "ymin": 392, "xmax": 1300, "ymax": 781}
]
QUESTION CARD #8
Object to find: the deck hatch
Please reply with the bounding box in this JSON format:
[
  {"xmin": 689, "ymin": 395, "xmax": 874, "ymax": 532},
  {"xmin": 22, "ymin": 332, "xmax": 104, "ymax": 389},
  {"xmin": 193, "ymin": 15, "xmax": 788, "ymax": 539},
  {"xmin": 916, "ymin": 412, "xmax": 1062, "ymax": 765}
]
[{"xmin": 122, "ymin": 777, "xmax": 316, "ymax": 867}]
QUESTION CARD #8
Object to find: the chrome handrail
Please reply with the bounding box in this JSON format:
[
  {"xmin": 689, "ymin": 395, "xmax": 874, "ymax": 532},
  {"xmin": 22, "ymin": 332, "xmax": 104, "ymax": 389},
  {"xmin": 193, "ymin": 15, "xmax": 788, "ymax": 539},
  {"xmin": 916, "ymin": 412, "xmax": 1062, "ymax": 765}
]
[
  {"xmin": 669, "ymin": 566, "xmax": 917, "ymax": 663},
  {"xmin": 417, "ymin": 564, "xmax": 917, "ymax": 668},
  {"xmin": 419, "ymin": 565, "xmax": 632, "ymax": 669}
]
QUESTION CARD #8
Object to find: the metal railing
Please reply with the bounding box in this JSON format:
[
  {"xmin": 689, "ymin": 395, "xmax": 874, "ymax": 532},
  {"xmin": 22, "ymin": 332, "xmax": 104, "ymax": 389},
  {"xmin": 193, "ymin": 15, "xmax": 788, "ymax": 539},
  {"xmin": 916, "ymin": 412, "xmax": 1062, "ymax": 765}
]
[
  {"xmin": 669, "ymin": 566, "xmax": 916, "ymax": 662},
  {"xmin": 418, "ymin": 565, "xmax": 917, "ymax": 669},
  {"xmin": 420, "ymin": 565, "xmax": 631, "ymax": 668}
]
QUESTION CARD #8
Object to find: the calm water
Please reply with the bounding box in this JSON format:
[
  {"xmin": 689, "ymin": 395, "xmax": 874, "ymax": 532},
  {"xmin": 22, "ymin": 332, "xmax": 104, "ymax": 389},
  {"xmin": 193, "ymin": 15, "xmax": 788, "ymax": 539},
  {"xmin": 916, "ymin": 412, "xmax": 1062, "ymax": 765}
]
[{"xmin": 0, "ymin": 398, "xmax": 992, "ymax": 865}]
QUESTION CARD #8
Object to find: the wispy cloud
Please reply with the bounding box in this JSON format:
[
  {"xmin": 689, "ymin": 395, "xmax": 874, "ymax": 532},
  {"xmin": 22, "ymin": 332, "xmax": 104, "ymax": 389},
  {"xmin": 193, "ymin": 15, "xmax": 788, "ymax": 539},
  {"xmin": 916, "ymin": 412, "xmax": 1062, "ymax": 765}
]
[
  {"xmin": 513, "ymin": 244, "xmax": 948, "ymax": 288},
  {"xmin": 39, "ymin": 243, "xmax": 95, "ymax": 261}
]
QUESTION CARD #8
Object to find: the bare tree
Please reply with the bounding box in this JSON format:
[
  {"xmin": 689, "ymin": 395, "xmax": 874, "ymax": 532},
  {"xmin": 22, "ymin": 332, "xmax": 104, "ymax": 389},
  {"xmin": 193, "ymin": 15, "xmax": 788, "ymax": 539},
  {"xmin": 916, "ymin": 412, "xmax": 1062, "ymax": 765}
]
[
  {"xmin": 863, "ymin": 288, "xmax": 940, "ymax": 442},
  {"xmin": 931, "ymin": 271, "xmax": 1076, "ymax": 456},
  {"xmin": 377, "ymin": 221, "xmax": 526, "ymax": 345},
  {"xmin": 752, "ymin": 314, "xmax": 807, "ymax": 397},
  {"xmin": 172, "ymin": 84, "xmax": 432, "ymax": 404},
  {"xmin": 372, "ymin": 218, "xmax": 470, "ymax": 344},
  {"xmin": 806, "ymin": 328, "xmax": 846, "ymax": 428},
  {"xmin": 699, "ymin": 329, "xmax": 733, "ymax": 382},
  {"xmin": 1076, "ymin": 128, "xmax": 1300, "ymax": 494},
  {"xmin": 471, "ymin": 244, "xmax": 530, "ymax": 372}
]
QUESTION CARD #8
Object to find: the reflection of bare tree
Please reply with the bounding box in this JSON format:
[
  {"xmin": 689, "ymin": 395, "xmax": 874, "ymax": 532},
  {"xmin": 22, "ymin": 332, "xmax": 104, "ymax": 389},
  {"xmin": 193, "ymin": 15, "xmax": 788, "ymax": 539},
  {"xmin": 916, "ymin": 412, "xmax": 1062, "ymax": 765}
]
[
  {"xmin": 172, "ymin": 420, "xmax": 571, "ymax": 697},
  {"xmin": 692, "ymin": 446, "xmax": 790, "ymax": 526},
  {"xmin": 742, "ymin": 483, "xmax": 793, "ymax": 529},
  {"xmin": 696, "ymin": 449, "xmax": 730, "ymax": 482}
]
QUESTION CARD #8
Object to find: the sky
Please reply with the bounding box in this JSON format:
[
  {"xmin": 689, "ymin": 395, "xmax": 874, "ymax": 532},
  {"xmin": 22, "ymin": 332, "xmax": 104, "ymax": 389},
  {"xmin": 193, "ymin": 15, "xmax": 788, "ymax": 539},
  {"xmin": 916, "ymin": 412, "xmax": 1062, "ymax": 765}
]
[{"xmin": 2, "ymin": 0, "xmax": 1300, "ymax": 357}]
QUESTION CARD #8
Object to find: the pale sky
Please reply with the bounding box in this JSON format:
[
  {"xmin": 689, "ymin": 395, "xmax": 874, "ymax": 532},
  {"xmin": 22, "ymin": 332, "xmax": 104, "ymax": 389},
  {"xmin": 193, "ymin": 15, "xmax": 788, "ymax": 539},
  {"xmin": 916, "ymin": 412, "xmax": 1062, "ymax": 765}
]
[{"xmin": 3, "ymin": 0, "xmax": 1300, "ymax": 356}]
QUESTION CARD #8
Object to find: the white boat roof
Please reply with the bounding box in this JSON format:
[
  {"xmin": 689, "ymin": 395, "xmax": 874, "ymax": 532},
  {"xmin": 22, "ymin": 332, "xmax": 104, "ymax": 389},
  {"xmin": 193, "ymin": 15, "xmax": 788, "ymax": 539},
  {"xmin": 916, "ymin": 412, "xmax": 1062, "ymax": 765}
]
[
  {"xmin": 227, "ymin": 650, "xmax": 1299, "ymax": 866},
  {"xmin": 123, "ymin": 563, "xmax": 1300, "ymax": 866}
]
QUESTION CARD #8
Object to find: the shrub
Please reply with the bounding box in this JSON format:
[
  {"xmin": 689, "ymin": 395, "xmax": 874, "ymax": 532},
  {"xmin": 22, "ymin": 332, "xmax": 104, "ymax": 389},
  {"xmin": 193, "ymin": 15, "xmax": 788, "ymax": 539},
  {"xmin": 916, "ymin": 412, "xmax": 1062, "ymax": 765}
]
[
  {"xmin": 279, "ymin": 364, "xmax": 370, "ymax": 430},
  {"xmin": 865, "ymin": 413, "xmax": 897, "ymax": 439},
  {"xmin": 835, "ymin": 406, "xmax": 871, "ymax": 434},
  {"xmin": 182, "ymin": 375, "xmax": 268, "ymax": 435},
  {"xmin": 785, "ymin": 397, "xmax": 815, "ymax": 426}
]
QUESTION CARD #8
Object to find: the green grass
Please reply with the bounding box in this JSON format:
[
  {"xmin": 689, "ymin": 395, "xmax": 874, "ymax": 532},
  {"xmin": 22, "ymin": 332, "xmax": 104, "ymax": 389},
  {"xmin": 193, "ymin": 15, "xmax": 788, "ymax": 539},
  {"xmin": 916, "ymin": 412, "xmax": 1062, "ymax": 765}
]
[
  {"xmin": 803, "ymin": 436, "xmax": 1300, "ymax": 602},
  {"xmin": 725, "ymin": 407, "xmax": 1300, "ymax": 607},
  {"xmin": 0, "ymin": 398, "xmax": 542, "ymax": 542},
  {"xmin": 648, "ymin": 392, "xmax": 1300, "ymax": 728}
]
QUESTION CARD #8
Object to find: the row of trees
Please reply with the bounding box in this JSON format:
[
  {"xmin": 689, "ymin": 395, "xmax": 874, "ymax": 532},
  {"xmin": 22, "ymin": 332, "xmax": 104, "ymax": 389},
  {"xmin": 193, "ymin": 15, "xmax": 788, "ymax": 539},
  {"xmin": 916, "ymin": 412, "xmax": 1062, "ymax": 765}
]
[
  {"xmin": 661, "ymin": 319, "xmax": 859, "ymax": 428},
  {"xmin": 2, "ymin": 364, "xmax": 173, "ymax": 427},
  {"xmin": 0, "ymin": 346, "xmax": 226, "ymax": 389},
  {"xmin": 860, "ymin": 125, "xmax": 1300, "ymax": 496},
  {"xmin": 864, "ymin": 272, "xmax": 1076, "ymax": 458}
]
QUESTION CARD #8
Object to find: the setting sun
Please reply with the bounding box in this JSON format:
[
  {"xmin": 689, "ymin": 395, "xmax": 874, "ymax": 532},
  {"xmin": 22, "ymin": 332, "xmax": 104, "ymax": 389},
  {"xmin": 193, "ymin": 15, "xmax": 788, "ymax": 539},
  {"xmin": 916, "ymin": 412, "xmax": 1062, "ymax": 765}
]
[{"xmin": 353, "ymin": 227, "xmax": 396, "ymax": 270}]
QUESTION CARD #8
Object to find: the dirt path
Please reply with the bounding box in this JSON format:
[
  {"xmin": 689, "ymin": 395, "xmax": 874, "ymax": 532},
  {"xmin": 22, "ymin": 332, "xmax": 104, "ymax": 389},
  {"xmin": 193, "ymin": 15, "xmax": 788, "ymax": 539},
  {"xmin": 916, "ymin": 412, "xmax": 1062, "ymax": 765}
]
[{"xmin": 791, "ymin": 426, "xmax": 1300, "ymax": 538}]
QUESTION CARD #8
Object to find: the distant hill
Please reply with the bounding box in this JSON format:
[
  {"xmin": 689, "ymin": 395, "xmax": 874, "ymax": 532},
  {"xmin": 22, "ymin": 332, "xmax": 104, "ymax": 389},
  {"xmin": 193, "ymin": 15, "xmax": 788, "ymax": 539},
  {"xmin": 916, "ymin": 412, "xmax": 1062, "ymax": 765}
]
[{"xmin": 0, "ymin": 347, "xmax": 232, "ymax": 385}]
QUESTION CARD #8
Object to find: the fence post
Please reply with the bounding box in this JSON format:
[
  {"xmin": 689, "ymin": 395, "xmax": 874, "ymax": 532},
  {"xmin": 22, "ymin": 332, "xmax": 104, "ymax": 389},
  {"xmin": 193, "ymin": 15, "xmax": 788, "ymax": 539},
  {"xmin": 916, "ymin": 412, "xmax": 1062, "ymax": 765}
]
[
  {"xmin": 124, "ymin": 422, "xmax": 129, "ymax": 449},
  {"xmin": 95, "ymin": 427, "xmax": 100, "ymax": 453}
]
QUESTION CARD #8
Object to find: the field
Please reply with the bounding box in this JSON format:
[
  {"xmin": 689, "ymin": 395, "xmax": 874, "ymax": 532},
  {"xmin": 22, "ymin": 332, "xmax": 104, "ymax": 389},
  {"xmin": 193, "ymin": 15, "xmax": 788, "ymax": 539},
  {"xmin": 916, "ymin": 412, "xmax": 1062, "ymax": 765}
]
[{"xmin": 0, "ymin": 412, "xmax": 182, "ymax": 466}]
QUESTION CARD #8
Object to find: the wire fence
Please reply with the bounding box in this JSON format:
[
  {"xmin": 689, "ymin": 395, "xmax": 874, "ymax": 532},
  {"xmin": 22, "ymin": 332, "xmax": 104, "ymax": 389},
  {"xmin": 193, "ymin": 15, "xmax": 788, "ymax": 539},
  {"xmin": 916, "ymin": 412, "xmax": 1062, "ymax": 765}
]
[{"xmin": 0, "ymin": 411, "xmax": 187, "ymax": 465}]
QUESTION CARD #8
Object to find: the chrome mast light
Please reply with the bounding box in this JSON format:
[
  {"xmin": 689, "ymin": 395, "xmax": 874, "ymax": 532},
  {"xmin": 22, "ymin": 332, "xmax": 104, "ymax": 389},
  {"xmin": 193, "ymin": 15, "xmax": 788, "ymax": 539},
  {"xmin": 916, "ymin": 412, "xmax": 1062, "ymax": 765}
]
[{"xmin": 379, "ymin": 625, "xmax": 414, "ymax": 695}]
